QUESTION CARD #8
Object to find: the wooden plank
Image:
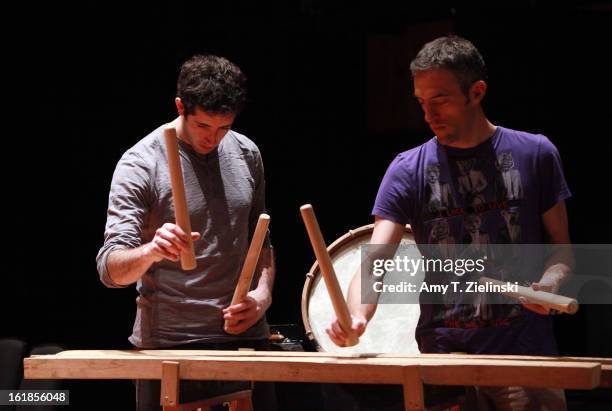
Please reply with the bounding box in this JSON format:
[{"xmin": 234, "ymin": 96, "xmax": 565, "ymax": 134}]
[
  {"xmin": 26, "ymin": 350, "xmax": 607, "ymax": 369},
  {"xmin": 23, "ymin": 351, "xmax": 601, "ymax": 389},
  {"xmin": 44, "ymin": 350, "xmax": 612, "ymax": 365},
  {"xmin": 45, "ymin": 350, "xmax": 612, "ymax": 365},
  {"xmin": 42, "ymin": 349, "xmax": 355, "ymax": 358},
  {"xmin": 25, "ymin": 356, "xmax": 404, "ymax": 384}
]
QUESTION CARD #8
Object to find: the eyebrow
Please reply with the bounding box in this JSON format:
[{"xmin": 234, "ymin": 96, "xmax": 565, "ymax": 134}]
[
  {"xmin": 414, "ymin": 92, "xmax": 450, "ymax": 100},
  {"xmin": 195, "ymin": 121, "xmax": 232, "ymax": 128}
]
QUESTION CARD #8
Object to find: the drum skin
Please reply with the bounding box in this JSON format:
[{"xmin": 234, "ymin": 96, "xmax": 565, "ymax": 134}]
[{"xmin": 302, "ymin": 224, "xmax": 421, "ymax": 354}]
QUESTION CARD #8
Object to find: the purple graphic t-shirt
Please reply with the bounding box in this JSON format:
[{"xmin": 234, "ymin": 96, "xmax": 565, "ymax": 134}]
[{"xmin": 372, "ymin": 126, "xmax": 571, "ymax": 354}]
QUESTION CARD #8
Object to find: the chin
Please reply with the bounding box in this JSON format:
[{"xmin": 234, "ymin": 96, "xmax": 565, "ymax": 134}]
[
  {"xmin": 435, "ymin": 132, "xmax": 458, "ymax": 145},
  {"xmin": 194, "ymin": 142, "xmax": 215, "ymax": 153}
]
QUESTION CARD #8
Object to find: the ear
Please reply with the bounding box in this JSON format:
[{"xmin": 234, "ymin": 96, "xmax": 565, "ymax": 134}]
[
  {"xmin": 469, "ymin": 80, "xmax": 487, "ymax": 105},
  {"xmin": 175, "ymin": 97, "xmax": 185, "ymax": 116}
]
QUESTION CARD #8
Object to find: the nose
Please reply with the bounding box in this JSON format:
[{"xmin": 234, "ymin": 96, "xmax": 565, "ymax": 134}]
[
  {"xmin": 214, "ymin": 129, "xmax": 227, "ymax": 144},
  {"xmin": 203, "ymin": 128, "xmax": 223, "ymax": 145},
  {"xmin": 423, "ymin": 103, "xmax": 438, "ymax": 124}
]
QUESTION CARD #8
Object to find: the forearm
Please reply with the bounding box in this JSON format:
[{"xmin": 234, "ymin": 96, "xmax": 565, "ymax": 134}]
[
  {"xmin": 107, "ymin": 244, "xmax": 158, "ymax": 286},
  {"xmin": 347, "ymin": 267, "xmax": 378, "ymax": 323},
  {"xmin": 251, "ymin": 247, "xmax": 275, "ymax": 310},
  {"xmin": 540, "ymin": 201, "xmax": 573, "ymax": 291},
  {"xmin": 347, "ymin": 218, "xmax": 403, "ymax": 323}
]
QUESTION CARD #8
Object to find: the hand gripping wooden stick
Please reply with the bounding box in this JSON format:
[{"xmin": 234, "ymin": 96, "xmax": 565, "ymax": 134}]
[
  {"xmin": 224, "ymin": 213, "xmax": 271, "ymax": 332},
  {"xmin": 300, "ymin": 204, "xmax": 359, "ymax": 346},
  {"xmin": 479, "ymin": 276, "xmax": 579, "ymax": 314},
  {"xmin": 164, "ymin": 126, "xmax": 197, "ymax": 271}
]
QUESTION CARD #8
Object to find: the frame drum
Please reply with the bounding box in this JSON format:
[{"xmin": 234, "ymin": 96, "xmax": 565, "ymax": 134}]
[{"xmin": 302, "ymin": 224, "xmax": 421, "ymax": 354}]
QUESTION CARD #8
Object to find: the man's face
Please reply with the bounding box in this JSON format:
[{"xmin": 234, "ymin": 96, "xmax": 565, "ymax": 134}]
[
  {"xmin": 178, "ymin": 103, "xmax": 236, "ymax": 154},
  {"xmin": 414, "ymin": 68, "xmax": 477, "ymax": 145}
]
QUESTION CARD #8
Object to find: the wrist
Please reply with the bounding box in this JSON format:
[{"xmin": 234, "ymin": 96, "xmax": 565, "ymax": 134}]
[{"xmin": 142, "ymin": 242, "xmax": 162, "ymax": 263}]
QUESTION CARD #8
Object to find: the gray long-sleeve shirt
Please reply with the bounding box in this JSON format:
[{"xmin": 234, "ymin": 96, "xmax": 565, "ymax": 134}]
[{"xmin": 96, "ymin": 124, "xmax": 271, "ymax": 348}]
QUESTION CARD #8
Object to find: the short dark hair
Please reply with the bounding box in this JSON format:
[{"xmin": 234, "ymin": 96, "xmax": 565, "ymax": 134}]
[
  {"xmin": 177, "ymin": 55, "xmax": 247, "ymax": 115},
  {"xmin": 410, "ymin": 35, "xmax": 487, "ymax": 96}
]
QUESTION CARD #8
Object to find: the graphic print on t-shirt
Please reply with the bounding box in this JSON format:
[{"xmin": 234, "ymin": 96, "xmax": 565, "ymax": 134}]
[
  {"xmin": 498, "ymin": 207, "xmax": 521, "ymax": 244},
  {"xmin": 457, "ymin": 158, "xmax": 488, "ymax": 206},
  {"xmin": 461, "ymin": 212, "xmax": 491, "ymax": 252},
  {"xmin": 494, "ymin": 152, "xmax": 523, "ymax": 201},
  {"xmin": 424, "ymin": 164, "xmax": 456, "ymax": 213},
  {"xmin": 426, "ymin": 218, "xmax": 456, "ymax": 260},
  {"xmin": 421, "ymin": 151, "xmax": 527, "ymax": 327}
]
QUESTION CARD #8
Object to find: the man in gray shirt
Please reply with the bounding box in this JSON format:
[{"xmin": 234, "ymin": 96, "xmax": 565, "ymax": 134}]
[{"xmin": 96, "ymin": 55, "xmax": 276, "ymax": 411}]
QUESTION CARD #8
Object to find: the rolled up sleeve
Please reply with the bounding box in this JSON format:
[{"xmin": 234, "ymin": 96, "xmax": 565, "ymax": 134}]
[{"xmin": 96, "ymin": 151, "xmax": 152, "ymax": 288}]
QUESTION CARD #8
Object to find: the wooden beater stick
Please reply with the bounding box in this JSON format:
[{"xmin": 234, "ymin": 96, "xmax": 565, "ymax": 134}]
[
  {"xmin": 479, "ymin": 276, "xmax": 579, "ymax": 314},
  {"xmin": 300, "ymin": 204, "xmax": 359, "ymax": 346},
  {"xmin": 164, "ymin": 125, "xmax": 197, "ymax": 270},
  {"xmin": 224, "ymin": 214, "xmax": 271, "ymax": 332}
]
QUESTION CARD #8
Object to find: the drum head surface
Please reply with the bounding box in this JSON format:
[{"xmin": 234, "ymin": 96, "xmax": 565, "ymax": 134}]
[{"xmin": 304, "ymin": 225, "xmax": 421, "ymax": 354}]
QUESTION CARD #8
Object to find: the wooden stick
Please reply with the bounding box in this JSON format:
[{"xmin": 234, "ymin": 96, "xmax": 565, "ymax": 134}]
[
  {"xmin": 300, "ymin": 204, "xmax": 359, "ymax": 346},
  {"xmin": 479, "ymin": 276, "xmax": 579, "ymax": 314},
  {"xmin": 164, "ymin": 126, "xmax": 197, "ymax": 271},
  {"xmin": 224, "ymin": 214, "xmax": 271, "ymax": 332}
]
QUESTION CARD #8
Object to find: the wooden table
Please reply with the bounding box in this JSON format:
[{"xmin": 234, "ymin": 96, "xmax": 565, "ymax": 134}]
[{"xmin": 24, "ymin": 350, "xmax": 612, "ymax": 410}]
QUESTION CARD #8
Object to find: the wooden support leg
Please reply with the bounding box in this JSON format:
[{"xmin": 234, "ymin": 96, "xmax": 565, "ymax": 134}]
[
  {"xmin": 403, "ymin": 366, "xmax": 425, "ymax": 411},
  {"xmin": 161, "ymin": 361, "xmax": 180, "ymax": 411}
]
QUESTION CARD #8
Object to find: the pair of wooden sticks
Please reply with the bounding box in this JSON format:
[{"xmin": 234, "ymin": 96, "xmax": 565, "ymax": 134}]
[{"xmin": 164, "ymin": 126, "xmax": 269, "ymax": 332}]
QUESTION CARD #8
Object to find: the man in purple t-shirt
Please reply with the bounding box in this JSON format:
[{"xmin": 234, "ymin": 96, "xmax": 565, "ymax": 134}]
[{"xmin": 328, "ymin": 36, "xmax": 573, "ymax": 410}]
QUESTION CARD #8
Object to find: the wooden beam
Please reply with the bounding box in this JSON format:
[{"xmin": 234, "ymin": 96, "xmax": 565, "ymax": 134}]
[
  {"xmin": 41, "ymin": 350, "xmax": 612, "ymax": 366},
  {"xmin": 23, "ymin": 350, "xmax": 602, "ymax": 389}
]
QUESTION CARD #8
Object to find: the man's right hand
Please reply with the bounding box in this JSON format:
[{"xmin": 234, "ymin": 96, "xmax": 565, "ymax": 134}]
[
  {"xmin": 144, "ymin": 223, "xmax": 201, "ymax": 262},
  {"xmin": 326, "ymin": 314, "xmax": 367, "ymax": 347}
]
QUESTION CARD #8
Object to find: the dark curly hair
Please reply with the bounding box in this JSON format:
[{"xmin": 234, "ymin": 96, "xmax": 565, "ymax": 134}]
[
  {"xmin": 410, "ymin": 36, "xmax": 487, "ymax": 97},
  {"xmin": 177, "ymin": 55, "xmax": 247, "ymax": 115}
]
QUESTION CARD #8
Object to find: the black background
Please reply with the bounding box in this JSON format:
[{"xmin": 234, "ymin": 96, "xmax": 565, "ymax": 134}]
[{"xmin": 3, "ymin": 1, "xmax": 612, "ymax": 409}]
